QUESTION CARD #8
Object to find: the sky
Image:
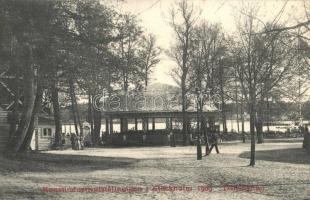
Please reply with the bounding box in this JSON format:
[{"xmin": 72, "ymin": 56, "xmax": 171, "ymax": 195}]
[{"xmin": 112, "ymin": 0, "xmax": 307, "ymax": 86}]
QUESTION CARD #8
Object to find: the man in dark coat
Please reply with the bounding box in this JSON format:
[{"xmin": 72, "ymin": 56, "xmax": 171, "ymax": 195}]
[{"xmin": 208, "ymin": 132, "xmax": 220, "ymax": 154}]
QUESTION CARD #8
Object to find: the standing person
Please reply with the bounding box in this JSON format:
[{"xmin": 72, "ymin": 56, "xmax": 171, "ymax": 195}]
[
  {"xmin": 303, "ymin": 125, "xmax": 309, "ymax": 149},
  {"xmin": 207, "ymin": 132, "xmax": 220, "ymax": 154},
  {"xmin": 169, "ymin": 131, "xmax": 176, "ymax": 147},
  {"xmin": 70, "ymin": 133, "xmax": 76, "ymax": 150},
  {"xmin": 80, "ymin": 136, "xmax": 84, "ymax": 150},
  {"xmin": 76, "ymin": 136, "xmax": 81, "ymax": 150}
]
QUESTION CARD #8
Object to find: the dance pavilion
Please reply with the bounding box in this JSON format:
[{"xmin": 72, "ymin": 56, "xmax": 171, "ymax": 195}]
[{"xmin": 101, "ymin": 109, "xmax": 219, "ymax": 146}]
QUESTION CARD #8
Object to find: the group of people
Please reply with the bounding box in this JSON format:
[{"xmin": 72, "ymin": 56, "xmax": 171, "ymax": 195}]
[
  {"xmin": 168, "ymin": 130, "xmax": 220, "ymax": 155},
  {"xmin": 70, "ymin": 133, "xmax": 84, "ymax": 150}
]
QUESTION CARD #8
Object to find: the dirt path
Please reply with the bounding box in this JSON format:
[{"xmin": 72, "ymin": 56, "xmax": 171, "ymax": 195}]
[{"xmin": 0, "ymin": 142, "xmax": 309, "ymax": 199}]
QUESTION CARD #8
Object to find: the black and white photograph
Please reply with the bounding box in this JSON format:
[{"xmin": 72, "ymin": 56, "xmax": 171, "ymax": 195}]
[{"xmin": 0, "ymin": 0, "xmax": 310, "ymax": 199}]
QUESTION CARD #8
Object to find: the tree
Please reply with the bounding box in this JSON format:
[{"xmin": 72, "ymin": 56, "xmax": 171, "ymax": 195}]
[
  {"xmin": 168, "ymin": 0, "xmax": 199, "ymax": 145},
  {"xmin": 234, "ymin": 5, "xmax": 293, "ymax": 165},
  {"xmin": 1, "ymin": 0, "xmax": 63, "ymax": 155},
  {"xmin": 187, "ymin": 22, "xmax": 231, "ymax": 153},
  {"xmin": 1, "ymin": 0, "xmax": 121, "ymax": 153},
  {"xmin": 116, "ymin": 14, "xmax": 143, "ymax": 95},
  {"xmin": 138, "ymin": 34, "xmax": 160, "ymax": 88},
  {"xmin": 72, "ymin": 0, "xmax": 118, "ymax": 145}
]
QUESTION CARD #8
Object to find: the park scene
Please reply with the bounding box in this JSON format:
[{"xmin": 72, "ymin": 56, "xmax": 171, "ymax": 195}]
[{"xmin": 0, "ymin": 0, "xmax": 310, "ymax": 199}]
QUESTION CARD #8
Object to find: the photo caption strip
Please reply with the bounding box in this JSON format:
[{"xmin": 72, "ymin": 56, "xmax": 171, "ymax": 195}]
[{"xmin": 42, "ymin": 185, "xmax": 264, "ymax": 193}]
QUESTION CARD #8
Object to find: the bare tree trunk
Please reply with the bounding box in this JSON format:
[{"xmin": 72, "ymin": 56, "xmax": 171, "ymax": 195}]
[
  {"xmin": 88, "ymin": 93, "xmax": 94, "ymax": 141},
  {"xmin": 219, "ymin": 60, "xmax": 227, "ymax": 134},
  {"xmin": 145, "ymin": 73, "xmax": 148, "ymax": 88},
  {"xmin": 69, "ymin": 79, "xmax": 84, "ymax": 149},
  {"xmin": 266, "ymin": 95, "xmax": 270, "ymax": 133},
  {"xmin": 168, "ymin": 0, "xmax": 193, "ymax": 146},
  {"xmin": 256, "ymin": 117, "xmax": 263, "ymax": 144},
  {"xmin": 241, "ymin": 94, "xmax": 245, "ymax": 143},
  {"xmin": 256, "ymin": 101, "xmax": 264, "ymax": 144},
  {"xmin": 8, "ymin": 71, "xmax": 20, "ymax": 142},
  {"xmin": 69, "ymin": 79, "xmax": 79, "ymax": 135},
  {"xmin": 221, "ymin": 100, "xmax": 227, "ymax": 134},
  {"xmin": 235, "ymin": 74, "xmax": 240, "ymax": 133},
  {"xmin": 249, "ymin": 91, "xmax": 256, "ymax": 166},
  {"xmin": 249, "ymin": 108, "xmax": 256, "ymax": 166},
  {"xmin": 7, "ymin": 64, "xmax": 36, "ymax": 155},
  {"xmin": 256, "ymin": 87, "xmax": 264, "ymax": 144},
  {"xmin": 182, "ymin": 79, "xmax": 187, "ymax": 145},
  {"xmin": 76, "ymin": 101, "xmax": 83, "ymax": 138},
  {"xmin": 202, "ymin": 116, "xmax": 209, "ymax": 153},
  {"xmin": 93, "ymin": 109, "xmax": 101, "ymax": 146},
  {"xmin": 51, "ymin": 80, "xmax": 62, "ymax": 147},
  {"xmin": 236, "ymin": 102, "xmax": 240, "ymax": 133},
  {"xmin": 19, "ymin": 85, "xmax": 43, "ymax": 152}
]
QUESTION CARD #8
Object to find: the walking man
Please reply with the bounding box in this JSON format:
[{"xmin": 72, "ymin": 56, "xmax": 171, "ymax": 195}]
[{"xmin": 207, "ymin": 132, "xmax": 220, "ymax": 154}]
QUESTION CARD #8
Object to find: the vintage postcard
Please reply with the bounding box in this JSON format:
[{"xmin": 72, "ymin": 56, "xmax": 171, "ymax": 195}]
[{"xmin": 0, "ymin": 0, "xmax": 309, "ymax": 199}]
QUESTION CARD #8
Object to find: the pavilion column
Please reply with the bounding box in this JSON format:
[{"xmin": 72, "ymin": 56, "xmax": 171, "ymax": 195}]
[
  {"xmin": 166, "ymin": 118, "xmax": 170, "ymax": 130},
  {"xmin": 135, "ymin": 118, "xmax": 138, "ymax": 131},
  {"xmin": 165, "ymin": 118, "xmax": 173, "ymax": 131},
  {"xmin": 110, "ymin": 118, "xmax": 113, "ymax": 134},
  {"xmin": 120, "ymin": 118, "xmax": 128, "ymax": 133},
  {"xmin": 142, "ymin": 118, "xmax": 149, "ymax": 133},
  {"xmin": 201, "ymin": 116, "xmax": 207, "ymax": 137},
  {"xmin": 120, "ymin": 118, "xmax": 123, "ymax": 133},
  {"xmin": 124, "ymin": 118, "xmax": 128, "ymax": 132},
  {"xmin": 105, "ymin": 118, "xmax": 109, "ymax": 135},
  {"xmin": 188, "ymin": 118, "xmax": 192, "ymax": 131},
  {"xmin": 152, "ymin": 118, "xmax": 155, "ymax": 131}
]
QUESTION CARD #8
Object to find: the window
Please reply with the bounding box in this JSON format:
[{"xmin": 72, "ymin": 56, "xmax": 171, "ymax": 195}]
[{"xmin": 42, "ymin": 128, "xmax": 52, "ymax": 137}]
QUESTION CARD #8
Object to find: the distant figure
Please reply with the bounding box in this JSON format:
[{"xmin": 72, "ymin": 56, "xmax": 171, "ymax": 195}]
[
  {"xmin": 208, "ymin": 132, "xmax": 220, "ymax": 154},
  {"xmin": 219, "ymin": 132, "xmax": 223, "ymax": 143},
  {"xmin": 83, "ymin": 133, "xmax": 92, "ymax": 147},
  {"xmin": 70, "ymin": 133, "xmax": 76, "ymax": 150},
  {"xmin": 76, "ymin": 136, "xmax": 81, "ymax": 150},
  {"xmin": 303, "ymin": 126, "xmax": 309, "ymax": 149},
  {"xmin": 169, "ymin": 131, "xmax": 176, "ymax": 147},
  {"xmin": 61, "ymin": 133, "xmax": 66, "ymax": 145},
  {"xmin": 76, "ymin": 136, "xmax": 84, "ymax": 150}
]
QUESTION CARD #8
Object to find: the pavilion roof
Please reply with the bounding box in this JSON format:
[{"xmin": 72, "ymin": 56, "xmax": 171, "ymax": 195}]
[{"xmin": 101, "ymin": 110, "xmax": 219, "ymax": 119}]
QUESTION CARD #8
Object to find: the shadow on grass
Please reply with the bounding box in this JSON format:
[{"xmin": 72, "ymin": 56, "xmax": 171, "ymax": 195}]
[
  {"xmin": 0, "ymin": 152, "xmax": 140, "ymax": 173},
  {"xmin": 239, "ymin": 148, "xmax": 310, "ymax": 164}
]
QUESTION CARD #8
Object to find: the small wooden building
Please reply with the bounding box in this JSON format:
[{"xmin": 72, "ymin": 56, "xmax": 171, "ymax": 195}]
[
  {"xmin": 30, "ymin": 116, "xmax": 56, "ymax": 151},
  {"xmin": 0, "ymin": 110, "xmax": 56, "ymax": 152},
  {"xmin": 0, "ymin": 108, "xmax": 9, "ymax": 152}
]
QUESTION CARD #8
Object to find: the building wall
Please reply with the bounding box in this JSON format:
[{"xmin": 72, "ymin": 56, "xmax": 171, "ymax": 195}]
[
  {"xmin": 0, "ymin": 111, "xmax": 9, "ymax": 152},
  {"xmin": 30, "ymin": 124, "xmax": 55, "ymax": 151}
]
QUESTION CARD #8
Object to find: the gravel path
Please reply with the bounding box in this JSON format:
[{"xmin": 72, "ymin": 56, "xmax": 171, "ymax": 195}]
[{"xmin": 0, "ymin": 142, "xmax": 309, "ymax": 200}]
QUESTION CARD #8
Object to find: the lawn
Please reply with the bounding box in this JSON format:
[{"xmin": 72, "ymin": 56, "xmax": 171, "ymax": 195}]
[{"xmin": 0, "ymin": 140, "xmax": 309, "ymax": 200}]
